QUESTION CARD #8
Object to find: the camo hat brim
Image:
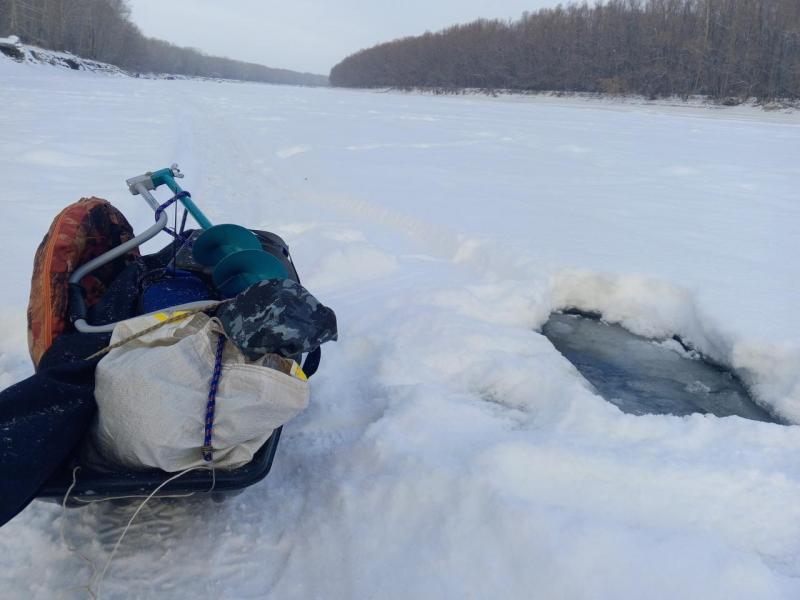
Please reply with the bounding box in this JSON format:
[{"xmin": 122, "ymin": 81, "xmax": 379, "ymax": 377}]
[{"xmin": 217, "ymin": 278, "xmax": 337, "ymax": 360}]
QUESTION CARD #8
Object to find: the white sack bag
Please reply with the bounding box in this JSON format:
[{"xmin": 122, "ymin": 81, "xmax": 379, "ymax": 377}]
[{"xmin": 91, "ymin": 310, "xmax": 309, "ymax": 472}]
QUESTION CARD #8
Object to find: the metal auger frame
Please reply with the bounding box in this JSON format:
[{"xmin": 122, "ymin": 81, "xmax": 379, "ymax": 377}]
[{"xmin": 70, "ymin": 164, "xmax": 286, "ymax": 333}]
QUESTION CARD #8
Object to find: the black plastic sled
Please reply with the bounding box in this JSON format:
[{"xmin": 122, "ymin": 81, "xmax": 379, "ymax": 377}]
[
  {"xmin": 38, "ymin": 429, "xmax": 282, "ymax": 504},
  {"xmin": 36, "ymin": 229, "xmax": 315, "ymax": 505}
]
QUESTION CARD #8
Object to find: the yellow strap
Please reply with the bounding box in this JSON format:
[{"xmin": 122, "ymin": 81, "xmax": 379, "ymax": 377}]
[
  {"xmin": 290, "ymin": 361, "xmax": 308, "ymax": 381},
  {"xmin": 85, "ymin": 305, "xmax": 219, "ymax": 360}
]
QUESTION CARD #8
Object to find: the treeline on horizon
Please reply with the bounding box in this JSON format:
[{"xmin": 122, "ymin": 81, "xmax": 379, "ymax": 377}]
[
  {"xmin": 330, "ymin": 0, "xmax": 800, "ymax": 100},
  {"xmin": 0, "ymin": 0, "xmax": 328, "ymax": 86}
]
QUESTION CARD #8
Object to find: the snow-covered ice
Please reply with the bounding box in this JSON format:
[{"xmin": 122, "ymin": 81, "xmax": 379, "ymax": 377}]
[{"xmin": 1, "ymin": 57, "xmax": 799, "ymax": 599}]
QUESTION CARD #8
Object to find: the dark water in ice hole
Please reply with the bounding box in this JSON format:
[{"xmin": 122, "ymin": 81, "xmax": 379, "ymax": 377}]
[{"xmin": 541, "ymin": 312, "xmax": 779, "ymax": 423}]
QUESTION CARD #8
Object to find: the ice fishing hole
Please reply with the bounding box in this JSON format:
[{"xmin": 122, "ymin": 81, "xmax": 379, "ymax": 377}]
[{"xmin": 541, "ymin": 310, "xmax": 782, "ymax": 424}]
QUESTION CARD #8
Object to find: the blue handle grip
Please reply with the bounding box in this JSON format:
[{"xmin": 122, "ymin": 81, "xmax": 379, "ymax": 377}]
[{"xmin": 150, "ymin": 168, "xmax": 214, "ymax": 230}]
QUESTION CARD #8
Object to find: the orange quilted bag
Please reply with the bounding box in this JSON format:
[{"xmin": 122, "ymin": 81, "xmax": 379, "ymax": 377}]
[{"xmin": 27, "ymin": 198, "xmax": 138, "ymax": 368}]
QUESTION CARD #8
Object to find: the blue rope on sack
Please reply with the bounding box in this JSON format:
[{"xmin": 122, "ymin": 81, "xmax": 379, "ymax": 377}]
[
  {"xmin": 202, "ymin": 334, "xmax": 226, "ymax": 462},
  {"xmin": 155, "ymin": 191, "xmax": 194, "ymax": 245}
]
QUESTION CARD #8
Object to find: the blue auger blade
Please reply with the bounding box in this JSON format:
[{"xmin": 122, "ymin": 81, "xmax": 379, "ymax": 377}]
[
  {"xmin": 145, "ymin": 166, "xmax": 290, "ymax": 294},
  {"xmin": 214, "ymin": 249, "xmax": 289, "ymax": 298},
  {"xmin": 192, "ymin": 224, "xmax": 263, "ymax": 266}
]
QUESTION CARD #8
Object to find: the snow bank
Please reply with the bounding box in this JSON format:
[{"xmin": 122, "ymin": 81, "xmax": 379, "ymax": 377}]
[
  {"xmin": 0, "ymin": 38, "xmax": 128, "ymax": 76},
  {"xmin": 0, "ymin": 60, "xmax": 798, "ymax": 599},
  {"xmin": 382, "ymin": 86, "xmax": 799, "ymax": 112},
  {"xmin": 0, "ymin": 38, "xmax": 229, "ymax": 81}
]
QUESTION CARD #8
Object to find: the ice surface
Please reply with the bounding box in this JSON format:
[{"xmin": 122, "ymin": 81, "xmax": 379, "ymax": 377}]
[{"xmin": 0, "ymin": 56, "xmax": 799, "ymax": 599}]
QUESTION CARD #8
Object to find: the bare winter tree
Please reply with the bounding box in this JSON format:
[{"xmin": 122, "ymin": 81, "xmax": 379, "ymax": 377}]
[
  {"xmin": 330, "ymin": 0, "xmax": 800, "ymax": 101},
  {"xmin": 0, "ymin": 0, "xmax": 328, "ymax": 86}
]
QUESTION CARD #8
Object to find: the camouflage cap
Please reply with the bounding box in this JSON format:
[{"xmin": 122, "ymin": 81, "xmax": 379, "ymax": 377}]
[{"xmin": 217, "ymin": 278, "xmax": 337, "ymax": 359}]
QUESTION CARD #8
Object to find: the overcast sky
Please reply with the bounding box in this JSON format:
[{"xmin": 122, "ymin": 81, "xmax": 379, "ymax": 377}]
[{"xmin": 128, "ymin": 0, "xmax": 563, "ymax": 75}]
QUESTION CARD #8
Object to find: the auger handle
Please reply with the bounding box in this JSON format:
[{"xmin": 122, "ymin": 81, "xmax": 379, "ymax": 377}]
[
  {"xmin": 126, "ymin": 163, "xmax": 212, "ymax": 229},
  {"xmin": 71, "ymin": 164, "xmax": 198, "ymax": 333},
  {"xmin": 148, "ymin": 165, "xmax": 214, "ymax": 230}
]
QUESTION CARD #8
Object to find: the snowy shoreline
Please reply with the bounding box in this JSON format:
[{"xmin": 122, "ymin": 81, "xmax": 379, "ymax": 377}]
[
  {"xmin": 0, "ymin": 38, "xmax": 325, "ymax": 86},
  {"xmin": 363, "ymin": 85, "xmax": 800, "ymax": 113}
]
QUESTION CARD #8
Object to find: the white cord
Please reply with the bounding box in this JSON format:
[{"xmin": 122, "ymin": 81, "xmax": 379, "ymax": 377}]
[
  {"xmin": 92, "ymin": 464, "xmax": 213, "ymax": 599},
  {"xmin": 60, "ymin": 462, "xmax": 218, "ymax": 600},
  {"xmin": 72, "ymin": 490, "xmax": 197, "ymax": 503},
  {"xmin": 58, "ymin": 467, "xmax": 98, "ymax": 600}
]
